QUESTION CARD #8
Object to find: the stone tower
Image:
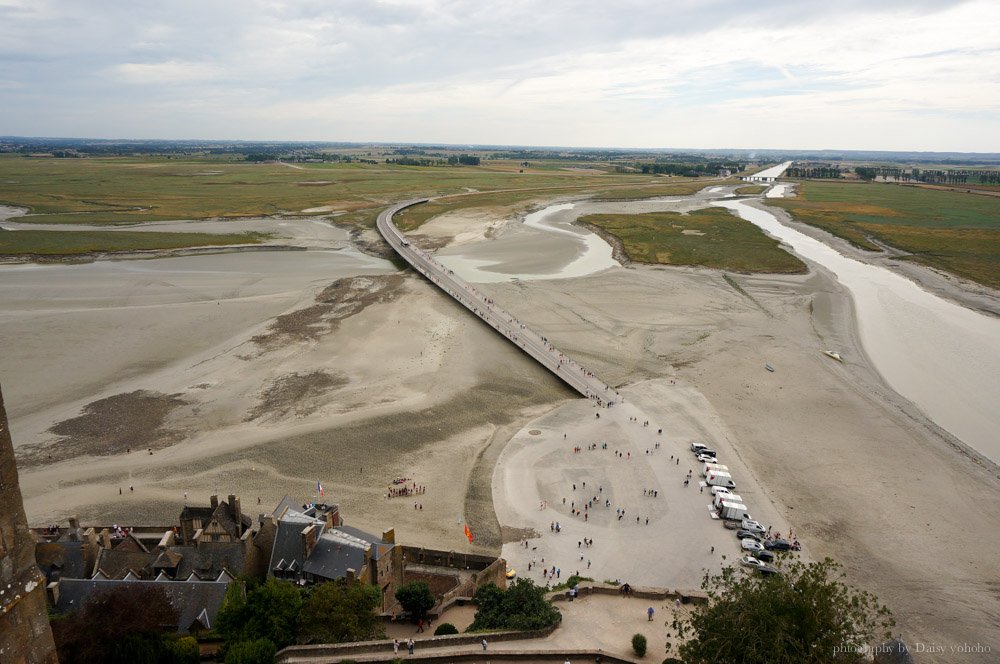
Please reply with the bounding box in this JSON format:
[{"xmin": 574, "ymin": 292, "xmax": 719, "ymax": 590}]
[{"xmin": 0, "ymin": 385, "xmax": 58, "ymax": 663}]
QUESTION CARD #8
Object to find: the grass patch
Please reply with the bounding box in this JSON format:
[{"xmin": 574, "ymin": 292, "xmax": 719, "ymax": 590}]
[
  {"xmin": 0, "ymin": 154, "xmax": 652, "ymax": 226},
  {"xmin": 0, "ymin": 229, "xmax": 268, "ymax": 255},
  {"xmin": 735, "ymin": 184, "xmax": 767, "ymax": 195},
  {"xmin": 581, "ymin": 208, "xmax": 806, "ymax": 273},
  {"xmin": 550, "ymin": 575, "xmax": 593, "ymax": 592},
  {"xmin": 768, "ymin": 181, "xmax": 1000, "ymax": 288}
]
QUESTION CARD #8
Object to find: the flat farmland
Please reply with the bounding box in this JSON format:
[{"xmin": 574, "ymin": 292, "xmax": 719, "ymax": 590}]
[
  {"xmin": 0, "ymin": 155, "xmax": 660, "ymax": 226},
  {"xmin": 768, "ymin": 181, "xmax": 1000, "ymax": 289}
]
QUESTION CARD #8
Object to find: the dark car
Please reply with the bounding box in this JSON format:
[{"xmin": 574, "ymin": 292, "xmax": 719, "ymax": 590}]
[
  {"xmin": 736, "ymin": 529, "xmax": 762, "ymax": 541},
  {"xmin": 756, "ymin": 550, "xmax": 775, "ymax": 563},
  {"xmin": 757, "ymin": 565, "xmax": 782, "ymax": 576},
  {"xmin": 764, "ymin": 538, "xmax": 792, "ymax": 551}
]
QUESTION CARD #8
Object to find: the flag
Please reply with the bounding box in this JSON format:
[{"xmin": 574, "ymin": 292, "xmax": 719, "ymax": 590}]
[
  {"xmin": 317, "ymin": 481, "xmax": 324, "ymax": 497},
  {"xmin": 464, "ymin": 523, "xmax": 474, "ymax": 543}
]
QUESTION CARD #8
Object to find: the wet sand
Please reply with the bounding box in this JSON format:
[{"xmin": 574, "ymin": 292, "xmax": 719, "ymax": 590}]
[{"xmin": 4, "ymin": 193, "xmax": 999, "ymax": 661}]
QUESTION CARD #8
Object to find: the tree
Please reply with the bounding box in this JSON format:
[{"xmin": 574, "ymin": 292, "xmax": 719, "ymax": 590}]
[
  {"xmin": 671, "ymin": 558, "xmax": 894, "ymax": 664},
  {"xmin": 297, "ymin": 580, "xmax": 384, "ymax": 643},
  {"xmin": 632, "ymin": 633, "xmax": 648, "ymax": 657},
  {"xmin": 217, "ymin": 578, "xmax": 303, "ymax": 652},
  {"xmin": 51, "ymin": 585, "xmax": 178, "ymax": 664},
  {"xmin": 394, "ymin": 581, "xmax": 436, "ymax": 620},
  {"xmin": 469, "ymin": 579, "xmax": 561, "ymax": 631}
]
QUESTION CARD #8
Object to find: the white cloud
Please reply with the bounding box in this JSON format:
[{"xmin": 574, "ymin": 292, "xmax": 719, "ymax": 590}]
[
  {"xmin": 0, "ymin": 0, "xmax": 997, "ymax": 150},
  {"xmin": 113, "ymin": 60, "xmax": 222, "ymax": 85}
]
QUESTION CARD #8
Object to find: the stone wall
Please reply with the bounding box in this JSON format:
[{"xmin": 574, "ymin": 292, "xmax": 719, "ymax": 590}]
[
  {"xmin": 277, "ymin": 621, "xmax": 562, "ymax": 662},
  {"xmin": 0, "ymin": 385, "xmax": 58, "ymax": 663}
]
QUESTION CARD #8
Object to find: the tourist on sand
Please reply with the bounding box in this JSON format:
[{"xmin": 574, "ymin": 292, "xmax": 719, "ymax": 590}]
[
  {"xmin": 407, "ymin": 638, "xmax": 415, "ymax": 655},
  {"xmin": 393, "ymin": 639, "xmax": 399, "ymax": 654},
  {"xmin": 647, "ymin": 606, "xmax": 655, "ymax": 621},
  {"xmin": 482, "ymin": 638, "xmax": 488, "ymax": 651}
]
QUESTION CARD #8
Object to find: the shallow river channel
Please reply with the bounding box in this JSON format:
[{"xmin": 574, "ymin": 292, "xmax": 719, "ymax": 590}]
[{"xmin": 435, "ymin": 190, "xmax": 1000, "ymax": 462}]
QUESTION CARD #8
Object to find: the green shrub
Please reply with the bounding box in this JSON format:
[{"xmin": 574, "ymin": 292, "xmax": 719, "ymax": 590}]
[
  {"xmin": 167, "ymin": 636, "xmax": 200, "ymax": 664},
  {"xmin": 224, "ymin": 638, "xmax": 277, "ymax": 664},
  {"xmin": 469, "ymin": 579, "xmax": 561, "ymax": 632},
  {"xmin": 632, "ymin": 633, "xmax": 648, "ymax": 657},
  {"xmin": 551, "ymin": 574, "xmax": 593, "ymax": 591},
  {"xmin": 433, "ymin": 623, "xmax": 459, "ymax": 635}
]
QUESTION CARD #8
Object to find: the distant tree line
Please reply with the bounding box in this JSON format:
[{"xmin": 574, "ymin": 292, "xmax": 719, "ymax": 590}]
[
  {"xmin": 785, "ymin": 165, "xmax": 843, "ymax": 179},
  {"xmin": 855, "ymin": 166, "xmax": 1000, "ymax": 185},
  {"xmin": 386, "ymin": 156, "xmax": 447, "ymax": 166},
  {"xmin": 614, "ymin": 161, "xmax": 745, "ymax": 176}
]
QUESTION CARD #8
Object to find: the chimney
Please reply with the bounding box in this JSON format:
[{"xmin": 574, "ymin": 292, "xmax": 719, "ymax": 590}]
[
  {"xmin": 382, "ymin": 528, "xmax": 395, "ymax": 544},
  {"xmin": 301, "ymin": 524, "xmax": 319, "ymax": 559},
  {"xmin": 68, "ymin": 515, "xmax": 79, "ymax": 530},
  {"xmin": 157, "ymin": 530, "xmax": 175, "ymax": 551},
  {"xmin": 346, "ymin": 568, "xmax": 356, "ymax": 582},
  {"xmin": 210, "ymin": 495, "xmax": 219, "ymax": 510},
  {"xmin": 100, "ymin": 528, "xmax": 112, "ymax": 549},
  {"xmin": 228, "ymin": 495, "xmax": 242, "ymax": 534},
  {"xmin": 46, "ymin": 581, "xmax": 60, "ymax": 607}
]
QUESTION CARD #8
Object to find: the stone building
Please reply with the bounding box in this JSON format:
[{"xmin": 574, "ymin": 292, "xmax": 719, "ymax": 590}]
[
  {"xmin": 0, "ymin": 385, "xmax": 58, "ymax": 663},
  {"xmin": 268, "ymin": 498, "xmax": 403, "ymax": 612}
]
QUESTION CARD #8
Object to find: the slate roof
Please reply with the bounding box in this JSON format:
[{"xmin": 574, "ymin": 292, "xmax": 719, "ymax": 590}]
[
  {"xmin": 179, "ymin": 506, "xmax": 215, "ymax": 522},
  {"xmin": 301, "ymin": 530, "xmax": 368, "ymax": 581},
  {"xmin": 336, "ymin": 525, "xmax": 392, "ymax": 561},
  {"xmin": 272, "ymin": 495, "xmax": 300, "ymax": 519},
  {"xmin": 54, "ymin": 576, "xmax": 232, "ymax": 633},
  {"xmin": 95, "ymin": 545, "xmax": 157, "ymax": 580},
  {"xmin": 170, "ymin": 542, "xmax": 246, "ymax": 580},
  {"xmin": 268, "ymin": 509, "xmax": 325, "ymax": 576},
  {"xmin": 35, "ymin": 541, "xmax": 88, "ymax": 582}
]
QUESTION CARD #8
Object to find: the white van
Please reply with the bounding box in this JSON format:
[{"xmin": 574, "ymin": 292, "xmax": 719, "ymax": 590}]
[
  {"xmin": 702, "ymin": 463, "xmax": 729, "ymax": 477},
  {"xmin": 719, "ymin": 502, "xmax": 752, "ymax": 522},
  {"xmin": 706, "ymin": 471, "xmax": 736, "ymax": 490},
  {"xmin": 713, "ymin": 493, "xmax": 743, "ymax": 510}
]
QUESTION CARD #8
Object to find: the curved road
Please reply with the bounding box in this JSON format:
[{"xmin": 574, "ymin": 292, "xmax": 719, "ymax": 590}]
[{"xmin": 376, "ymin": 199, "xmax": 617, "ymax": 405}]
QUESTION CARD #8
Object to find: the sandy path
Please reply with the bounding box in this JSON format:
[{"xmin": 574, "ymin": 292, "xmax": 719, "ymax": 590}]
[{"xmin": 494, "ymin": 378, "xmax": 796, "ymax": 590}]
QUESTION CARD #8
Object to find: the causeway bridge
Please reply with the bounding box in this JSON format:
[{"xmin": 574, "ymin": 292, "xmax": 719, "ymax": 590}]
[{"xmin": 376, "ymin": 199, "xmax": 617, "ymax": 404}]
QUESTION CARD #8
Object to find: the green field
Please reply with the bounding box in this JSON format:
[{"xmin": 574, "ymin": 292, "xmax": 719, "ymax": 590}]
[
  {"xmin": 0, "ymin": 229, "xmax": 268, "ymax": 256},
  {"xmin": 0, "ymin": 153, "xmax": 728, "ymax": 256},
  {"xmin": 768, "ymin": 181, "xmax": 1000, "ymax": 288},
  {"xmin": 0, "ymin": 155, "xmax": 655, "ymax": 226},
  {"xmin": 735, "ymin": 184, "xmax": 767, "ymax": 195},
  {"xmin": 580, "ymin": 208, "xmax": 806, "ymax": 273}
]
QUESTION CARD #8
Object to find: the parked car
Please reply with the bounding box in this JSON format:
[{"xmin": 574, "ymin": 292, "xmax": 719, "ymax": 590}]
[
  {"xmin": 506, "ymin": 567, "xmax": 517, "ymax": 578},
  {"xmin": 756, "ymin": 550, "xmax": 775, "ymax": 563},
  {"xmin": 741, "ymin": 519, "xmax": 766, "ymax": 535},
  {"xmin": 736, "ymin": 529, "xmax": 763, "ymax": 541},
  {"xmin": 693, "ymin": 448, "xmax": 717, "ymax": 458},
  {"xmin": 764, "ymin": 539, "xmax": 792, "ymax": 551},
  {"xmin": 710, "ymin": 486, "xmax": 732, "ymax": 496},
  {"xmin": 741, "ymin": 538, "xmax": 764, "ymax": 553},
  {"xmin": 696, "ymin": 454, "xmax": 718, "ymax": 464},
  {"xmin": 739, "ymin": 555, "xmax": 763, "ymax": 569},
  {"xmin": 757, "ymin": 565, "xmax": 782, "ymax": 576},
  {"xmin": 690, "ymin": 442, "xmax": 710, "ymax": 453}
]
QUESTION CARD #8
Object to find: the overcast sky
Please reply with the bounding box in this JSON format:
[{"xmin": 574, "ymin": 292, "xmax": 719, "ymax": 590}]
[{"xmin": 1, "ymin": 0, "xmax": 998, "ymax": 151}]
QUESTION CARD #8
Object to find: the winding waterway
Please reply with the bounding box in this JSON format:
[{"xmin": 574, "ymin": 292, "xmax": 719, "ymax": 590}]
[
  {"xmin": 714, "ymin": 199, "xmax": 1000, "ymax": 462},
  {"xmin": 433, "ymin": 187, "xmax": 1000, "ymax": 461}
]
